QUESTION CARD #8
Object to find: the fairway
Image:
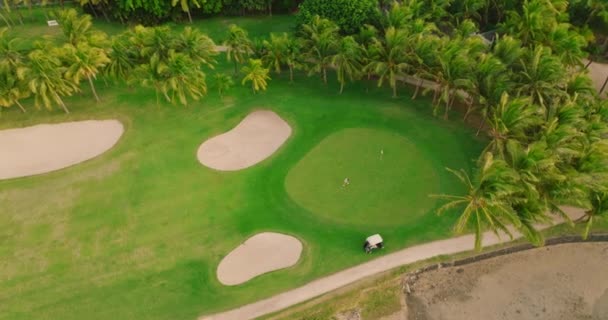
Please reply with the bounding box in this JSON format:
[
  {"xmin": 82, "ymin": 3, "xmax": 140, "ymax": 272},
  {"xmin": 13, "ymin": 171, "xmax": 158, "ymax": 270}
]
[
  {"xmin": 286, "ymin": 128, "xmax": 439, "ymax": 227},
  {"xmin": 0, "ymin": 11, "xmax": 486, "ymax": 320}
]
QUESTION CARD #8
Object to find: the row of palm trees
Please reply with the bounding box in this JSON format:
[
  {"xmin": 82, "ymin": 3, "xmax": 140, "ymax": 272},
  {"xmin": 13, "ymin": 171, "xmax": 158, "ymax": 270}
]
[
  {"xmin": 217, "ymin": 1, "xmax": 608, "ymax": 248},
  {"xmin": 0, "ymin": 9, "xmax": 276, "ymax": 112}
]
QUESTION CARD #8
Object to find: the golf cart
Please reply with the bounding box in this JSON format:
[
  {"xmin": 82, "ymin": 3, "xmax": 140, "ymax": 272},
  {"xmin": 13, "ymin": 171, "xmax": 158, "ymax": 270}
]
[{"xmin": 363, "ymin": 234, "xmax": 384, "ymax": 253}]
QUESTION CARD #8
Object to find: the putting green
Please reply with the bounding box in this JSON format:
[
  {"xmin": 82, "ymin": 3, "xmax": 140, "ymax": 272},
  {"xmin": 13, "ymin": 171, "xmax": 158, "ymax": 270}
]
[{"xmin": 285, "ymin": 128, "xmax": 440, "ymax": 227}]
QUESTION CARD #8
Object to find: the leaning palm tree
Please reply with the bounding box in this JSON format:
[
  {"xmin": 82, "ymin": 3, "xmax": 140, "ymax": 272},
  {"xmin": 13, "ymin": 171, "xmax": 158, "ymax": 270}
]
[
  {"xmin": 516, "ymin": 45, "xmax": 567, "ymax": 110},
  {"xmin": 25, "ymin": 46, "xmax": 79, "ymax": 113},
  {"xmin": 433, "ymin": 152, "xmax": 523, "ymax": 251},
  {"xmin": 368, "ymin": 26, "xmax": 409, "ymax": 98},
  {"xmin": 171, "ymin": 0, "xmax": 200, "ymax": 24},
  {"xmin": 224, "ymin": 24, "xmax": 253, "ymax": 74},
  {"xmin": 241, "ymin": 59, "xmax": 270, "ymax": 94},
  {"xmin": 580, "ymin": 190, "xmax": 608, "ymax": 239},
  {"xmin": 64, "ymin": 43, "xmax": 110, "ymax": 102},
  {"xmin": 331, "ymin": 36, "xmax": 362, "ymax": 94},
  {"xmin": 0, "ymin": 63, "xmax": 28, "ymax": 112},
  {"xmin": 484, "ymin": 93, "xmax": 542, "ymax": 159},
  {"xmin": 104, "ymin": 32, "xmax": 136, "ymax": 82},
  {"xmin": 0, "ymin": 27, "xmax": 24, "ymax": 68},
  {"xmin": 299, "ymin": 15, "xmax": 339, "ymax": 85},
  {"xmin": 173, "ymin": 26, "xmax": 217, "ymax": 68}
]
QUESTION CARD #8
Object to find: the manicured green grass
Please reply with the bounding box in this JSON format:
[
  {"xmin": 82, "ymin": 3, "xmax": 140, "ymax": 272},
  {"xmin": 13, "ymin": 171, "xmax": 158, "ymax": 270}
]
[
  {"xmin": 286, "ymin": 128, "xmax": 440, "ymax": 228},
  {"xmin": 0, "ymin": 13, "xmax": 485, "ymax": 320}
]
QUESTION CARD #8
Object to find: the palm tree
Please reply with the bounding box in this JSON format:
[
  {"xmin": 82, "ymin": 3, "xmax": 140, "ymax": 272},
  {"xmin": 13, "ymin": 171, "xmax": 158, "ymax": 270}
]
[
  {"xmin": 0, "ymin": 27, "xmax": 24, "ymax": 68},
  {"xmin": 433, "ymin": 152, "xmax": 523, "ymax": 251},
  {"xmin": 171, "ymin": 0, "xmax": 201, "ymax": 23},
  {"xmin": 516, "ymin": 45, "xmax": 567, "ymax": 109},
  {"xmin": 0, "ymin": 63, "xmax": 28, "ymax": 112},
  {"xmin": 104, "ymin": 33, "xmax": 135, "ymax": 82},
  {"xmin": 368, "ymin": 26, "xmax": 409, "ymax": 98},
  {"xmin": 173, "ymin": 26, "xmax": 217, "ymax": 68},
  {"xmin": 283, "ymin": 36, "xmax": 302, "ymax": 83},
  {"xmin": 299, "ymin": 15, "xmax": 339, "ymax": 85},
  {"xmin": 224, "ymin": 24, "xmax": 253, "ymax": 74},
  {"xmin": 213, "ymin": 73, "xmax": 233, "ymax": 98},
  {"xmin": 57, "ymin": 9, "xmax": 107, "ymax": 47},
  {"xmin": 134, "ymin": 52, "xmax": 207, "ymax": 106},
  {"xmin": 484, "ymin": 93, "xmax": 542, "ymax": 159},
  {"xmin": 468, "ymin": 53, "xmax": 511, "ymax": 125},
  {"xmin": 262, "ymin": 32, "xmax": 289, "ymax": 75},
  {"xmin": 64, "ymin": 43, "xmax": 110, "ymax": 102},
  {"xmin": 241, "ymin": 59, "xmax": 270, "ymax": 94},
  {"xmin": 580, "ymin": 190, "xmax": 608, "ymax": 239},
  {"xmin": 25, "ymin": 47, "xmax": 79, "ymax": 113},
  {"xmin": 331, "ymin": 36, "xmax": 362, "ymax": 94}
]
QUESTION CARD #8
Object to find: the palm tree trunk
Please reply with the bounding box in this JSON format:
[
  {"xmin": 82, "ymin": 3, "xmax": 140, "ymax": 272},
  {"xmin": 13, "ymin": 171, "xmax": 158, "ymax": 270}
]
[
  {"xmin": 584, "ymin": 59, "xmax": 593, "ymax": 69},
  {"xmin": 0, "ymin": 12, "xmax": 11, "ymax": 28},
  {"xmin": 322, "ymin": 67, "xmax": 327, "ymax": 84},
  {"xmin": 600, "ymin": 75, "xmax": 608, "ymax": 95},
  {"xmin": 444, "ymin": 92, "xmax": 454, "ymax": 120},
  {"xmin": 392, "ymin": 84, "xmax": 397, "ymax": 98},
  {"xmin": 187, "ymin": 10, "xmax": 193, "ymax": 23},
  {"xmin": 56, "ymin": 93, "xmax": 70, "ymax": 114},
  {"xmin": 339, "ymin": 81, "xmax": 344, "ymax": 94},
  {"xmin": 15, "ymin": 100, "xmax": 26, "ymax": 113},
  {"xmin": 88, "ymin": 75, "xmax": 101, "ymax": 102},
  {"xmin": 288, "ymin": 65, "xmax": 294, "ymax": 82},
  {"xmin": 476, "ymin": 117, "xmax": 486, "ymax": 136},
  {"xmin": 88, "ymin": 2, "xmax": 99, "ymax": 18},
  {"xmin": 412, "ymin": 78, "xmax": 423, "ymax": 99}
]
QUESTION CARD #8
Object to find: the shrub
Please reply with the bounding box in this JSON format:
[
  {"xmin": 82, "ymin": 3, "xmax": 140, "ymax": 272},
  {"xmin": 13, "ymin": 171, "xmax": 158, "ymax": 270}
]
[{"xmin": 296, "ymin": 0, "xmax": 380, "ymax": 34}]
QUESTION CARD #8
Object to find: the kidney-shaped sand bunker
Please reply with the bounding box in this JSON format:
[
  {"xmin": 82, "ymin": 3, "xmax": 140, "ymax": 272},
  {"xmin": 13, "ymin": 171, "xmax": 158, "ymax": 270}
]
[
  {"xmin": 197, "ymin": 110, "xmax": 292, "ymax": 171},
  {"xmin": 217, "ymin": 232, "xmax": 303, "ymax": 286},
  {"xmin": 0, "ymin": 120, "xmax": 124, "ymax": 180}
]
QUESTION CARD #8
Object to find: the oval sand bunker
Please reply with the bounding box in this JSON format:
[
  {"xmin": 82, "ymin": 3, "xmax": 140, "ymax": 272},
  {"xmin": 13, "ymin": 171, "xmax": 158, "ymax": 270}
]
[
  {"xmin": 217, "ymin": 232, "xmax": 303, "ymax": 285},
  {"xmin": 0, "ymin": 120, "xmax": 124, "ymax": 180},
  {"xmin": 197, "ymin": 110, "xmax": 292, "ymax": 171}
]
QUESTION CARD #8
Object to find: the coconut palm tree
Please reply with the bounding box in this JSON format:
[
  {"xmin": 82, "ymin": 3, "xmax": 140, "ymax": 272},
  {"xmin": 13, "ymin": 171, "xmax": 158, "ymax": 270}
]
[
  {"xmin": 224, "ymin": 24, "xmax": 253, "ymax": 74},
  {"xmin": 368, "ymin": 26, "xmax": 409, "ymax": 98},
  {"xmin": 0, "ymin": 63, "xmax": 28, "ymax": 112},
  {"xmin": 171, "ymin": 0, "xmax": 201, "ymax": 23},
  {"xmin": 0, "ymin": 27, "xmax": 24, "ymax": 68},
  {"xmin": 104, "ymin": 32, "xmax": 136, "ymax": 82},
  {"xmin": 213, "ymin": 73, "xmax": 233, "ymax": 98},
  {"xmin": 262, "ymin": 32, "xmax": 289, "ymax": 75},
  {"xmin": 331, "ymin": 36, "xmax": 362, "ymax": 94},
  {"xmin": 241, "ymin": 59, "xmax": 270, "ymax": 94},
  {"xmin": 468, "ymin": 53, "xmax": 511, "ymax": 125},
  {"xmin": 484, "ymin": 93, "xmax": 542, "ymax": 159},
  {"xmin": 299, "ymin": 15, "xmax": 339, "ymax": 85},
  {"xmin": 283, "ymin": 36, "xmax": 302, "ymax": 83},
  {"xmin": 516, "ymin": 45, "xmax": 567, "ymax": 109},
  {"xmin": 173, "ymin": 26, "xmax": 217, "ymax": 68},
  {"xmin": 64, "ymin": 43, "xmax": 110, "ymax": 102},
  {"xmin": 580, "ymin": 191, "xmax": 608, "ymax": 239},
  {"xmin": 25, "ymin": 46, "xmax": 79, "ymax": 113},
  {"xmin": 433, "ymin": 152, "xmax": 523, "ymax": 251},
  {"xmin": 57, "ymin": 9, "xmax": 107, "ymax": 47}
]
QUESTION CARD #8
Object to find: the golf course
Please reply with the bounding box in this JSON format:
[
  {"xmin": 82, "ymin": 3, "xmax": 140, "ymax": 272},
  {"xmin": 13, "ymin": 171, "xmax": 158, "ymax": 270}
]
[{"xmin": 1, "ymin": 1, "xmax": 607, "ymax": 320}]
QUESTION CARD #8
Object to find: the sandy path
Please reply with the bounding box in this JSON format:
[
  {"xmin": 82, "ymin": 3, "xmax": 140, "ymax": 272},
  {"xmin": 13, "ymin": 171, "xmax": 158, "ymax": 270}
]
[
  {"xmin": 408, "ymin": 242, "xmax": 608, "ymax": 320},
  {"xmin": 197, "ymin": 110, "xmax": 292, "ymax": 171},
  {"xmin": 0, "ymin": 120, "xmax": 124, "ymax": 180},
  {"xmin": 199, "ymin": 207, "xmax": 585, "ymax": 320},
  {"xmin": 217, "ymin": 232, "xmax": 303, "ymax": 286},
  {"xmin": 586, "ymin": 60, "xmax": 608, "ymax": 99}
]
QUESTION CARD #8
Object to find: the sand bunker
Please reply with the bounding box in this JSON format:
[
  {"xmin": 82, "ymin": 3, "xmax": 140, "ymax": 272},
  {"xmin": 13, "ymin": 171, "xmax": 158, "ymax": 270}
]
[
  {"xmin": 0, "ymin": 120, "xmax": 124, "ymax": 180},
  {"xmin": 197, "ymin": 110, "xmax": 292, "ymax": 171},
  {"xmin": 217, "ymin": 232, "xmax": 303, "ymax": 286}
]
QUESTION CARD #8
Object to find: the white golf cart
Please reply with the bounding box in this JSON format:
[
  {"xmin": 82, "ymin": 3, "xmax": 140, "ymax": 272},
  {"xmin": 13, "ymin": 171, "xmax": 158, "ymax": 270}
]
[{"xmin": 363, "ymin": 234, "xmax": 384, "ymax": 253}]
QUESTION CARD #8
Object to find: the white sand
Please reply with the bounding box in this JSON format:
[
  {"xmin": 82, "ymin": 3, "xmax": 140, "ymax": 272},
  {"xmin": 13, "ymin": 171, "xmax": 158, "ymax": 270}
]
[
  {"xmin": 0, "ymin": 120, "xmax": 124, "ymax": 180},
  {"xmin": 197, "ymin": 110, "xmax": 292, "ymax": 171},
  {"xmin": 217, "ymin": 232, "xmax": 303, "ymax": 286},
  {"xmin": 585, "ymin": 60, "xmax": 608, "ymax": 98}
]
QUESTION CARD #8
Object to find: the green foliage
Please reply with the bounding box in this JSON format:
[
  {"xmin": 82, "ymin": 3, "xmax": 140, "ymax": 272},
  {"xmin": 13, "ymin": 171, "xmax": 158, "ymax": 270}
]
[
  {"xmin": 297, "ymin": 0, "xmax": 380, "ymax": 34},
  {"xmin": 241, "ymin": 58, "xmax": 270, "ymax": 93}
]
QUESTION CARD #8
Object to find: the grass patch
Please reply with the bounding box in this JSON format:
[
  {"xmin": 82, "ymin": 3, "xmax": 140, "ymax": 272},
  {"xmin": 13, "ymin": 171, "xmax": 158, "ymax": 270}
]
[
  {"xmin": 286, "ymin": 128, "xmax": 440, "ymax": 228},
  {"xmin": 0, "ymin": 12, "xmax": 487, "ymax": 320},
  {"xmin": 360, "ymin": 284, "xmax": 402, "ymax": 319}
]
